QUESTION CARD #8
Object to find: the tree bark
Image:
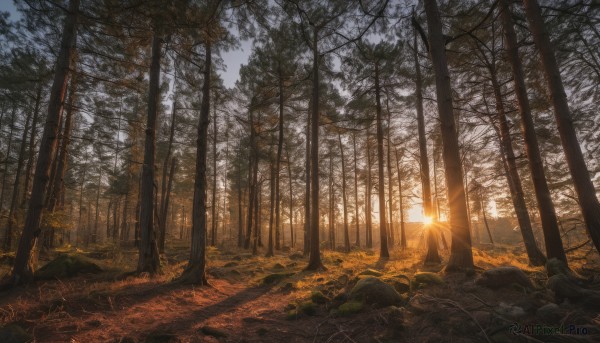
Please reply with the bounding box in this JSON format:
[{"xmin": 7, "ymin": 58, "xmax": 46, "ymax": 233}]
[
  {"xmin": 500, "ymin": 0, "xmax": 567, "ymax": 263},
  {"xmin": 374, "ymin": 62, "xmax": 390, "ymax": 259},
  {"xmin": 394, "ymin": 148, "xmax": 407, "ymax": 250},
  {"xmin": 306, "ymin": 29, "xmax": 325, "ymax": 270},
  {"xmin": 211, "ymin": 95, "xmax": 218, "ymax": 247},
  {"xmin": 274, "ymin": 71, "xmax": 285, "ymax": 250},
  {"xmin": 339, "ymin": 134, "xmax": 350, "ymax": 253},
  {"xmin": 10, "ymin": 0, "xmax": 79, "ymax": 284},
  {"xmin": 303, "ymin": 108, "xmax": 311, "ymax": 255},
  {"xmin": 365, "ymin": 128, "xmax": 373, "ymax": 249},
  {"xmin": 523, "ymin": 0, "xmax": 600, "ymax": 255},
  {"xmin": 137, "ymin": 32, "xmax": 162, "ymax": 274},
  {"xmin": 352, "ymin": 132, "xmax": 360, "ymax": 247},
  {"xmin": 179, "ymin": 41, "xmax": 211, "ymax": 284},
  {"xmin": 424, "ymin": 0, "xmax": 473, "ymax": 271},
  {"xmin": 159, "ymin": 101, "xmax": 176, "ymax": 253},
  {"xmin": 21, "ymin": 85, "xmax": 42, "ymax": 209}
]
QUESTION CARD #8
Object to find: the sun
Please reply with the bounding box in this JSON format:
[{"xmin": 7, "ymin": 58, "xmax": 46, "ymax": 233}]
[{"xmin": 423, "ymin": 216, "xmax": 433, "ymax": 225}]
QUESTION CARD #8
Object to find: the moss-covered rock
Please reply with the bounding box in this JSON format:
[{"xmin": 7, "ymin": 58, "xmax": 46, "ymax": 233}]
[
  {"xmin": 358, "ymin": 269, "xmax": 383, "ymax": 277},
  {"xmin": 336, "ymin": 300, "xmax": 364, "ymax": 316},
  {"xmin": 289, "ymin": 252, "xmax": 304, "ymax": 260},
  {"xmin": 271, "ymin": 263, "xmax": 285, "ymax": 270},
  {"xmin": 35, "ymin": 254, "xmax": 102, "ymax": 280},
  {"xmin": 262, "ymin": 272, "xmax": 294, "ymax": 285},
  {"xmin": 414, "ymin": 272, "xmax": 444, "ymax": 286},
  {"xmin": 310, "ymin": 291, "xmax": 330, "ymax": 304},
  {"xmin": 349, "ymin": 277, "xmax": 403, "ymax": 307},
  {"xmin": 475, "ymin": 266, "xmax": 533, "ymax": 289},
  {"xmin": 0, "ymin": 324, "xmax": 31, "ymax": 343},
  {"xmin": 385, "ymin": 276, "xmax": 411, "ymax": 293},
  {"xmin": 298, "ymin": 301, "xmax": 317, "ymax": 316},
  {"xmin": 223, "ymin": 262, "xmax": 238, "ymax": 267}
]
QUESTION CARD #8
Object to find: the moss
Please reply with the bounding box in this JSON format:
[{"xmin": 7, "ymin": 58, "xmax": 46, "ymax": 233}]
[
  {"xmin": 414, "ymin": 272, "xmax": 444, "ymax": 286},
  {"xmin": 286, "ymin": 309, "xmax": 300, "ymax": 320},
  {"xmin": 35, "ymin": 254, "xmax": 102, "ymax": 280},
  {"xmin": 337, "ymin": 300, "xmax": 364, "ymax": 316},
  {"xmin": 272, "ymin": 263, "xmax": 285, "ymax": 270},
  {"xmin": 0, "ymin": 324, "xmax": 31, "ymax": 343},
  {"xmin": 298, "ymin": 301, "xmax": 317, "ymax": 316},
  {"xmin": 349, "ymin": 277, "xmax": 403, "ymax": 307},
  {"xmin": 358, "ymin": 268, "xmax": 383, "ymax": 277},
  {"xmin": 223, "ymin": 262, "xmax": 238, "ymax": 267},
  {"xmin": 262, "ymin": 272, "xmax": 294, "ymax": 285},
  {"xmin": 310, "ymin": 291, "xmax": 330, "ymax": 304},
  {"xmin": 200, "ymin": 325, "xmax": 227, "ymax": 338}
]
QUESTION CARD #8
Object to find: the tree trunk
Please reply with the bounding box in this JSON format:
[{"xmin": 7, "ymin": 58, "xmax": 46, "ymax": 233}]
[
  {"xmin": 237, "ymin": 179, "xmax": 244, "ymax": 247},
  {"xmin": 488, "ymin": 63, "xmax": 546, "ymax": 265},
  {"xmin": 21, "ymin": 85, "xmax": 42, "ymax": 209},
  {"xmin": 267, "ymin": 143, "xmax": 276, "ymax": 257},
  {"xmin": 137, "ymin": 32, "xmax": 162, "ymax": 274},
  {"xmin": 328, "ymin": 152, "xmax": 335, "ymax": 250},
  {"xmin": 500, "ymin": 0, "xmax": 567, "ymax": 263},
  {"xmin": 386, "ymin": 102, "xmax": 395, "ymax": 247},
  {"xmin": 159, "ymin": 101, "xmax": 176, "ymax": 253},
  {"xmin": 352, "ymin": 132, "xmax": 360, "ymax": 247},
  {"xmin": 211, "ymin": 96, "xmax": 217, "ymax": 247},
  {"xmin": 286, "ymin": 144, "xmax": 294, "ymax": 248},
  {"xmin": 159, "ymin": 158, "xmax": 176, "ymax": 249},
  {"xmin": 394, "ymin": 148, "xmax": 407, "ymax": 250},
  {"xmin": 0, "ymin": 108, "xmax": 16, "ymax": 213},
  {"xmin": 303, "ymin": 108, "xmax": 311, "ymax": 256},
  {"xmin": 306, "ymin": 29, "xmax": 324, "ymax": 270},
  {"xmin": 339, "ymin": 134, "xmax": 350, "ymax": 253},
  {"xmin": 365, "ymin": 128, "xmax": 373, "ymax": 249},
  {"xmin": 424, "ymin": 0, "xmax": 473, "ymax": 271},
  {"xmin": 4, "ymin": 107, "xmax": 33, "ymax": 251},
  {"xmin": 523, "ymin": 0, "xmax": 600, "ymax": 255},
  {"xmin": 179, "ymin": 41, "xmax": 211, "ymax": 284},
  {"xmin": 10, "ymin": 0, "xmax": 79, "ymax": 284},
  {"xmin": 374, "ymin": 63, "xmax": 390, "ymax": 259}
]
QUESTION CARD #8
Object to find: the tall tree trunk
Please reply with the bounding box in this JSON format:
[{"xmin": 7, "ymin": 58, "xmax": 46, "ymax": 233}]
[
  {"xmin": 394, "ymin": 148, "xmax": 407, "ymax": 250},
  {"xmin": 10, "ymin": 0, "xmax": 79, "ymax": 284},
  {"xmin": 21, "ymin": 85, "xmax": 42, "ymax": 209},
  {"xmin": 0, "ymin": 107, "xmax": 16, "ymax": 213},
  {"xmin": 5, "ymin": 107, "xmax": 33, "ymax": 251},
  {"xmin": 500, "ymin": 0, "xmax": 567, "ymax": 263},
  {"xmin": 180, "ymin": 41, "xmax": 211, "ymax": 284},
  {"xmin": 237, "ymin": 178, "xmax": 244, "ymax": 247},
  {"xmin": 352, "ymin": 132, "xmax": 360, "ymax": 247},
  {"xmin": 286, "ymin": 144, "xmax": 294, "ymax": 248},
  {"xmin": 306, "ymin": 30, "xmax": 324, "ymax": 270},
  {"xmin": 424, "ymin": 0, "xmax": 473, "ymax": 271},
  {"xmin": 328, "ymin": 152, "xmax": 335, "ymax": 250},
  {"xmin": 211, "ymin": 96, "xmax": 217, "ymax": 247},
  {"xmin": 137, "ymin": 32, "xmax": 162, "ymax": 274},
  {"xmin": 523, "ymin": 0, "xmax": 600, "ymax": 255},
  {"xmin": 253, "ymin": 180, "xmax": 261, "ymax": 255},
  {"xmin": 159, "ymin": 100, "xmax": 176, "ymax": 253},
  {"xmin": 479, "ymin": 196, "xmax": 493, "ymax": 244},
  {"xmin": 93, "ymin": 166, "xmax": 102, "ymax": 244},
  {"xmin": 47, "ymin": 71, "xmax": 78, "ymax": 213},
  {"xmin": 339, "ymin": 134, "xmax": 350, "ymax": 253},
  {"xmin": 385, "ymin": 101, "xmax": 395, "ymax": 247},
  {"xmin": 267, "ymin": 143, "xmax": 276, "ymax": 257},
  {"xmin": 365, "ymin": 128, "xmax": 373, "ymax": 249},
  {"xmin": 303, "ymin": 109, "xmax": 311, "ymax": 255},
  {"xmin": 275, "ymin": 72, "xmax": 284, "ymax": 251},
  {"xmin": 159, "ymin": 158, "xmax": 176, "ymax": 250},
  {"xmin": 487, "ymin": 63, "xmax": 546, "ymax": 265},
  {"xmin": 245, "ymin": 110, "xmax": 258, "ymax": 249},
  {"xmin": 374, "ymin": 63, "xmax": 390, "ymax": 259}
]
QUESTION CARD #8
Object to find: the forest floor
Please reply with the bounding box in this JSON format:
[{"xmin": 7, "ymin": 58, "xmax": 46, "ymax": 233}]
[{"xmin": 0, "ymin": 241, "xmax": 599, "ymax": 343}]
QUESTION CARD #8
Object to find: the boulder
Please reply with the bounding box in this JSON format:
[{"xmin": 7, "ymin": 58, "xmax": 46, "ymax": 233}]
[
  {"xmin": 535, "ymin": 303, "xmax": 563, "ymax": 322},
  {"xmin": 35, "ymin": 254, "xmax": 102, "ymax": 280},
  {"xmin": 336, "ymin": 300, "xmax": 364, "ymax": 316},
  {"xmin": 475, "ymin": 266, "xmax": 533, "ymax": 289},
  {"xmin": 414, "ymin": 272, "xmax": 444, "ymax": 286},
  {"xmin": 349, "ymin": 277, "xmax": 404, "ymax": 307},
  {"xmin": 262, "ymin": 272, "xmax": 293, "ymax": 285},
  {"xmin": 358, "ymin": 269, "xmax": 383, "ymax": 277}
]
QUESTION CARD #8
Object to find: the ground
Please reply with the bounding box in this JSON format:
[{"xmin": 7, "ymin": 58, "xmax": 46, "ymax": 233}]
[{"xmin": 0, "ymin": 243, "xmax": 599, "ymax": 342}]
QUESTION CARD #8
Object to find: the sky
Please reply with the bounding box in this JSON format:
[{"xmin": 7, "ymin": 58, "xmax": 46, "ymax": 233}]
[{"xmin": 0, "ymin": 2, "xmax": 249, "ymax": 88}]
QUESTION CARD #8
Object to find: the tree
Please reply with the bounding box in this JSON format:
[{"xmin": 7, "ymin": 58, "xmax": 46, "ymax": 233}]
[
  {"xmin": 522, "ymin": 0, "xmax": 600, "ymax": 256},
  {"xmin": 9, "ymin": 0, "xmax": 80, "ymax": 285},
  {"xmin": 423, "ymin": 0, "xmax": 473, "ymax": 271}
]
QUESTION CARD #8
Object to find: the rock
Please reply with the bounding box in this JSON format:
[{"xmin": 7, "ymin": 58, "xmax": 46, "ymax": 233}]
[
  {"xmin": 358, "ymin": 269, "xmax": 383, "ymax": 277},
  {"xmin": 536, "ymin": 303, "xmax": 562, "ymax": 322},
  {"xmin": 223, "ymin": 262, "xmax": 238, "ymax": 267},
  {"xmin": 386, "ymin": 276, "xmax": 410, "ymax": 293},
  {"xmin": 336, "ymin": 300, "xmax": 364, "ymax": 316},
  {"xmin": 298, "ymin": 301, "xmax": 317, "ymax": 315},
  {"xmin": 256, "ymin": 327, "xmax": 268, "ymax": 336},
  {"xmin": 262, "ymin": 273, "xmax": 293, "ymax": 285},
  {"xmin": 289, "ymin": 252, "xmax": 304, "ymax": 260},
  {"xmin": 471, "ymin": 311, "xmax": 492, "ymax": 327},
  {"xmin": 414, "ymin": 272, "xmax": 444, "ymax": 286},
  {"xmin": 0, "ymin": 324, "xmax": 31, "ymax": 343},
  {"xmin": 310, "ymin": 291, "xmax": 330, "ymax": 304},
  {"xmin": 496, "ymin": 302, "xmax": 526, "ymax": 320},
  {"xmin": 117, "ymin": 337, "xmax": 136, "ymax": 343},
  {"xmin": 35, "ymin": 254, "xmax": 102, "ymax": 280},
  {"xmin": 200, "ymin": 326, "xmax": 227, "ymax": 338},
  {"xmin": 475, "ymin": 266, "xmax": 533, "ymax": 289},
  {"xmin": 232, "ymin": 255, "xmax": 243, "ymax": 261},
  {"xmin": 546, "ymin": 274, "xmax": 600, "ymax": 309},
  {"xmin": 271, "ymin": 263, "xmax": 285, "ymax": 270},
  {"xmin": 546, "ymin": 258, "xmax": 571, "ymax": 277},
  {"xmin": 349, "ymin": 277, "xmax": 404, "ymax": 307}
]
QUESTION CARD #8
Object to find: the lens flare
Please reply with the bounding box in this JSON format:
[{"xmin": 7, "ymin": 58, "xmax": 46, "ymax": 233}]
[{"xmin": 423, "ymin": 216, "xmax": 433, "ymax": 226}]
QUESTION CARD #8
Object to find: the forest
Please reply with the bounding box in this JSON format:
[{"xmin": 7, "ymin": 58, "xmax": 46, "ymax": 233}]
[{"xmin": 0, "ymin": 0, "xmax": 599, "ymax": 342}]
